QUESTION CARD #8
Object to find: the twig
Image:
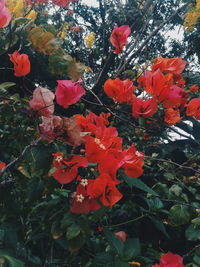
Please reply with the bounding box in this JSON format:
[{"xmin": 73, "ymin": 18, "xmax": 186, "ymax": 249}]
[
  {"xmin": 105, "ymin": 214, "xmax": 148, "ymax": 228},
  {"xmin": 117, "ymin": 3, "xmax": 189, "ymax": 75},
  {"xmin": 145, "ymin": 155, "xmax": 200, "ymax": 174},
  {"xmin": 0, "ymin": 138, "xmax": 41, "ymax": 176}
]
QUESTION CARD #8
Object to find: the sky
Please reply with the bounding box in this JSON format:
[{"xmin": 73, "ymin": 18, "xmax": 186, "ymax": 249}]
[{"xmin": 81, "ymin": 0, "xmax": 99, "ymax": 7}]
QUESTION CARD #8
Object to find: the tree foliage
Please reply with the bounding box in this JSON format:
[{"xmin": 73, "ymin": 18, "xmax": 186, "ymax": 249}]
[{"xmin": 0, "ymin": 0, "xmax": 200, "ymax": 266}]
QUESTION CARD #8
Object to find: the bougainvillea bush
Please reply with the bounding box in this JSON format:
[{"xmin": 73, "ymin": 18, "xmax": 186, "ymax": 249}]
[{"xmin": 0, "ymin": 0, "xmax": 200, "ymax": 266}]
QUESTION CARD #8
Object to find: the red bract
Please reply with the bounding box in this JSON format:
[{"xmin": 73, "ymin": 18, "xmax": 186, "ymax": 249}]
[
  {"xmin": 0, "ymin": 162, "xmax": 6, "ymax": 170},
  {"xmin": 152, "ymin": 251, "xmax": 184, "ymax": 267},
  {"xmin": 189, "ymin": 85, "xmax": 199, "ymax": 93},
  {"xmin": 104, "ymin": 78, "xmax": 136, "ymax": 103},
  {"xmin": 114, "ymin": 231, "xmax": 126, "ymax": 242},
  {"xmin": 151, "ymin": 57, "xmax": 186, "ymax": 76},
  {"xmin": 71, "ymin": 180, "xmax": 100, "ymax": 214},
  {"xmin": 186, "ymin": 98, "xmax": 200, "ymax": 120},
  {"xmin": 122, "ymin": 144, "xmax": 144, "ymax": 178},
  {"xmin": 164, "ymin": 108, "xmax": 180, "ymax": 126},
  {"xmin": 52, "ymin": 0, "xmax": 78, "ymax": 7},
  {"xmin": 29, "ymin": 87, "xmax": 55, "ymax": 118},
  {"xmin": 110, "ymin": 25, "xmax": 131, "ymax": 54},
  {"xmin": 55, "ymin": 80, "xmax": 85, "ymax": 108},
  {"xmin": 53, "ymin": 155, "xmax": 88, "ymax": 184},
  {"xmin": 138, "ymin": 69, "xmax": 167, "ymax": 97},
  {"xmin": 0, "ymin": 0, "xmax": 12, "ymax": 28},
  {"xmin": 87, "ymin": 174, "xmax": 122, "ymax": 207},
  {"xmin": 132, "ymin": 96, "xmax": 157, "ymax": 119},
  {"xmin": 9, "ymin": 51, "xmax": 31, "ymax": 77},
  {"xmin": 162, "ymin": 85, "xmax": 188, "ymax": 109}
]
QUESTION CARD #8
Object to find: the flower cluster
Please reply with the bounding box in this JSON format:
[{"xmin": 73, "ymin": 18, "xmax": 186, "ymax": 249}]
[
  {"xmin": 52, "ymin": 112, "xmax": 144, "ymax": 213},
  {"xmin": 104, "ymin": 56, "xmax": 200, "ymax": 125},
  {"xmin": 0, "ymin": 0, "xmax": 12, "ymax": 28}
]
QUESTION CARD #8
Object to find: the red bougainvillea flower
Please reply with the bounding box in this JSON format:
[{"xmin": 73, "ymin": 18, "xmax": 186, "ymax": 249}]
[
  {"xmin": 152, "ymin": 251, "xmax": 184, "ymax": 267},
  {"xmin": 55, "ymin": 80, "xmax": 85, "ymax": 108},
  {"xmin": 164, "ymin": 108, "xmax": 180, "ymax": 126},
  {"xmin": 114, "ymin": 231, "xmax": 126, "ymax": 242},
  {"xmin": 29, "ymin": 87, "xmax": 55, "ymax": 117},
  {"xmin": 138, "ymin": 69, "xmax": 167, "ymax": 97},
  {"xmin": 53, "ymin": 155, "xmax": 88, "ymax": 184},
  {"xmin": 85, "ymin": 128, "xmax": 122, "ymax": 163},
  {"xmin": 162, "ymin": 85, "xmax": 188, "ymax": 109},
  {"xmin": 104, "ymin": 78, "xmax": 136, "ymax": 103},
  {"xmin": 52, "ymin": 152, "xmax": 64, "ymax": 168},
  {"xmin": 186, "ymin": 98, "xmax": 200, "ymax": 120},
  {"xmin": 0, "ymin": 0, "xmax": 12, "ymax": 28},
  {"xmin": 9, "ymin": 51, "xmax": 31, "ymax": 77},
  {"xmin": 110, "ymin": 25, "xmax": 131, "ymax": 54},
  {"xmin": 132, "ymin": 96, "xmax": 158, "ymax": 119},
  {"xmin": 87, "ymin": 174, "xmax": 122, "ymax": 208},
  {"xmin": 70, "ymin": 180, "xmax": 100, "ymax": 214},
  {"xmin": 52, "ymin": 0, "xmax": 78, "ymax": 7},
  {"xmin": 151, "ymin": 57, "xmax": 186, "ymax": 76},
  {"xmin": 189, "ymin": 85, "xmax": 199, "ymax": 93},
  {"xmin": 121, "ymin": 144, "xmax": 144, "ymax": 178},
  {"xmin": 0, "ymin": 162, "xmax": 6, "ymax": 170}
]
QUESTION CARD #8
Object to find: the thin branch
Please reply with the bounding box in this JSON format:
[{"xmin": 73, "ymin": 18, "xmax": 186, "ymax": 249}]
[
  {"xmin": 145, "ymin": 155, "xmax": 200, "ymax": 174},
  {"xmin": 0, "ymin": 138, "xmax": 41, "ymax": 176},
  {"xmin": 117, "ymin": 3, "xmax": 189, "ymax": 75}
]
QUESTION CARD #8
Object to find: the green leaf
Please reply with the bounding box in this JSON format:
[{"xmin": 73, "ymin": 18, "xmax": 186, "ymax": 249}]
[
  {"xmin": 0, "ymin": 82, "xmax": 16, "ymax": 89},
  {"xmin": 124, "ymin": 174, "xmax": 158, "ymax": 196},
  {"xmin": 122, "ymin": 238, "xmax": 140, "ymax": 260},
  {"xmin": 61, "ymin": 213, "xmax": 75, "ymax": 230},
  {"xmin": 66, "ymin": 224, "xmax": 81, "ymax": 240},
  {"xmin": 186, "ymin": 224, "xmax": 200, "ymax": 241},
  {"xmin": 168, "ymin": 205, "xmax": 191, "ymax": 226},
  {"xmin": 192, "ymin": 216, "xmax": 200, "ymax": 227},
  {"xmin": 149, "ymin": 217, "xmax": 169, "ymax": 238},
  {"xmin": 94, "ymin": 252, "xmax": 113, "ymax": 266},
  {"xmin": 27, "ymin": 177, "xmax": 44, "ymax": 201},
  {"xmin": 68, "ymin": 231, "xmax": 86, "ymax": 251},
  {"xmin": 0, "ymin": 251, "xmax": 25, "ymax": 267},
  {"xmin": 104, "ymin": 228, "xmax": 124, "ymax": 254},
  {"xmin": 114, "ymin": 256, "xmax": 130, "ymax": 267}
]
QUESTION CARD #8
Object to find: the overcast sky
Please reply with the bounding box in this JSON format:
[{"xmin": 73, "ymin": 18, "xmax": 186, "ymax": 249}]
[{"xmin": 81, "ymin": 0, "xmax": 98, "ymax": 7}]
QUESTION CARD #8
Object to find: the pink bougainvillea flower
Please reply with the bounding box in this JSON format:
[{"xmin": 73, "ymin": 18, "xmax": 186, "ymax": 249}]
[
  {"xmin": 53, "ymin": 155, "xmax": 88, "ymax": 184},
  {"xmin": 162, "ymin": 85, "xmax": 188, "ymax": 109},
  {"xmin": 151, "ymin": 57, "xmax": 186, "ymax": 76},
  {"xmin": 164, "ymin": 108, "xmax": 180, "ymax": 126},
  {"xmin": 110, "ymin": 25, "xmax": 131, "ymax": 54},
  {"xmin": 186, "ymin": 98, "xmax": 200, "ymax": 120},
  {"xmin": 132, "ymin": 96, "xmax": 158, "ymax": 119},
  {"xmin": 152, "ymin": 251, "xmax": 184, "ymax": 267},
  {"xmin": 114, "ymin": 231, "xmax": 126, "ymax": 242},
  {"xmin": 9, "ymin": 51, "xmax": 31, "ymax": 77},
  {"xmin": 104, "ymin": 77, "xmax": 136, "ymax": 103},
  {"xmin": 55, "ymin": 80, "xmax": 85, "ymax": 108},
  {"xmin": 0, "ymin": 0, "xmax": 12, "ymax": 28},
  {"xmin": 52, "ymin": 0, "xmax": 78, "ymax": 7},
  {"xmin": 29, "ymin": 87, "xmax": 55, "ymax": 117}
]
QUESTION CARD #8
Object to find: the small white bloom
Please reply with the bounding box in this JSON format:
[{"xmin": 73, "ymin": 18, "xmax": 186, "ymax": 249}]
[{"xmin": 76, "ymin": 194, "xmax": 85, "ymax": 203}]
